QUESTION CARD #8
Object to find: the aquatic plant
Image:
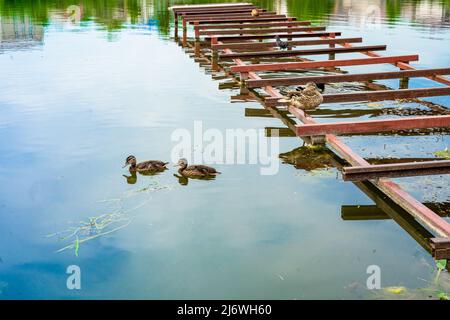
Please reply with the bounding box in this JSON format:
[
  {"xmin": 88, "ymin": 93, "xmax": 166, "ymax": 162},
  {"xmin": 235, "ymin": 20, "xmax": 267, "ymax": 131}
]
[
  {"xmin": 48, "ymin": 178, "xmax": 175, "ymax": 256},
  {"xmin": 434, "ymin": 148, "xmax": 450, "ymax": 159}
]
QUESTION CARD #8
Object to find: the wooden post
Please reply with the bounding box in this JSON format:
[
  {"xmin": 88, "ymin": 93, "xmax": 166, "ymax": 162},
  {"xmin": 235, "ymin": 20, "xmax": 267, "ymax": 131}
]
[
  {"xmin": 194, "ymin": 21, "xmax": 200, "ymax": 40},
  {"xmin": 182, "ymin": 17, "xmax": 187, "ymax": 46},
  {"xmin": 400, "ymin": 77, "xmax": 409, "ymax": 89},
  {"xmin": 211, "ymin": 37, "xmax": 219, "ymax": 71},
  {"xmin": 329, "ymin": 32, "xmax": 335, "ymax": 60},
  {"xmin": 174, "ymin": 13, "xmax": 179, "ymax": 38}
]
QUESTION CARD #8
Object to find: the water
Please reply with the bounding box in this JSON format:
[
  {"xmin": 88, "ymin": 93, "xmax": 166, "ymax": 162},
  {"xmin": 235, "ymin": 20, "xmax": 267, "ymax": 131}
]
[{"xmin": 0, "ymin": 0, "xmax": 449, "ymax": 299}]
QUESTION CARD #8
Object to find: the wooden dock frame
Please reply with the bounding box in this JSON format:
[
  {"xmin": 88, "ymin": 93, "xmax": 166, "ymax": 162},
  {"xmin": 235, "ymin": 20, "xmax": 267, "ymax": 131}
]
[{"xmin": 170, "ymin": 4, "xmax": 450, "ymax": 260}]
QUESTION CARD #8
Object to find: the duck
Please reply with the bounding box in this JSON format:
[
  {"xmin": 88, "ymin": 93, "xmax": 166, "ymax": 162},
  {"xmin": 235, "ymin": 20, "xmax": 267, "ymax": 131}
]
[
  {"xmin": 123, "ymin": 155, "xmax": 168, "ymax": 173},
  {"xmin": 174, "ymin": 158, "xmax": 221, "ymax": 177},
  {"xmin": 251, "ymin": 9, "xmax": 260, "ymax": 17},
  {"xmin": 275, "ymin": 35, "xmax": 290, "ymax": 50},
  {"xmin": 287, "ymin": 82, "xmax": 323, "ymax": 111}
]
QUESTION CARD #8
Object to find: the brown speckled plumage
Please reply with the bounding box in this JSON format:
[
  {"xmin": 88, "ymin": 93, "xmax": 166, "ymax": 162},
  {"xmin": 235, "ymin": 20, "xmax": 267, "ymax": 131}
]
[
  {"xmin": 287, "ymin": 82, "xmax": 323, "ymax": 111},
  {"xmin": 124, "ymin": 155, "xmax": 168, "ymax": 173},
  {"xmin": 176, "ymin": 158, "xmax": 221, "ymax": 177}
]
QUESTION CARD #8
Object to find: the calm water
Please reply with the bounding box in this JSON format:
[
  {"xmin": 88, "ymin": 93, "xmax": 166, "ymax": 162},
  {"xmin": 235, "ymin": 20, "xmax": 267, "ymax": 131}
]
[{"xmin": 0, "ymin": 0, "xmax": 449, "ymax": 299}]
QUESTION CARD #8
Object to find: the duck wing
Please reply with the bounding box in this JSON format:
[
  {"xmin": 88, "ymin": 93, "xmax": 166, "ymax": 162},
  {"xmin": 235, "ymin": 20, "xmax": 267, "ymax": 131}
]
[
  {"xmin": 137, "ymin": 160, "xmax": 168, "ymax": 170},
  {"xmin": 188, "ymin": 165, "xmax": 220, "ymax": 175}
]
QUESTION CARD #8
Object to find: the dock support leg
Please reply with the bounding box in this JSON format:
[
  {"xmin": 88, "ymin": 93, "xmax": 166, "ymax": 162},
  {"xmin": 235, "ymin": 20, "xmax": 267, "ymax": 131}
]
[
  {"xmin": 211, "ymin": 37, "xmax": 219, "ymax": 71},
  {"xmin": 400, "ymin": 77, "xmax": 409, "ymax": 89},
  {"xmin": 182, "ymin": 18, "xmax": 187, "ymax": 46},
  {"xmin": 329, "ymin": 32, "xmax": 336, "ymax": 60},
  {"xmin": 174, "ymin": 13, "xmax": 178, "ymax": 39}
]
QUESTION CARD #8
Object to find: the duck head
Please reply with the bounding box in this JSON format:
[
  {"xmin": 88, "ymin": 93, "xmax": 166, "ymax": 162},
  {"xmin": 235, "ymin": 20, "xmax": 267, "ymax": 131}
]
[
  {"xmin": 174, "ymin": 158, "xmax": 188, "ymax": 170},
  {"xmin": 123, "ymin": 155, "xmax": 137, "ymax": 168}
]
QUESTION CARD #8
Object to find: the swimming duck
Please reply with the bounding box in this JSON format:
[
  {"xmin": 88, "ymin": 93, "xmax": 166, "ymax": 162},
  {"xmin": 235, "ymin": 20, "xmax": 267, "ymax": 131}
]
[
  {"xmin": 287, "ymin": 82, "xmax": 323, "ymax": 111},
  {"xmin": 251, "ymin": 9, "xmax": 260, "ymax": 17},
  {"xmin": 123, "ymin": 155, "xmax": 168, "ymax": 173},
  {"xmin": 174, "ymin": 158, "xmax": 221, "ymax": 177}
]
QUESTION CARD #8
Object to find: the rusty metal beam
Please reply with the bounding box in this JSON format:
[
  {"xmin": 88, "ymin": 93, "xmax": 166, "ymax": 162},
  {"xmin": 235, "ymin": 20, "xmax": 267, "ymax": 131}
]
[
  {"xmin": 200, "ymin": 26, "xmax": 325, "ymax": 36},
  {"xmin": 230, "ymin": 55, "xmax": 419, "ymax": 73},
  {"xmin": 187, "ymin": 15, "xmax": 289, "ymax": 24},
  {"xmin": 246, "ymin": 68, "xmax": 450, "ymax": 88},
  {"xmin": 295, "ymin": 115, "xmax": 450, "ymax": 136},
  {"xmin": 196, "ymin": 21, "xmax": 311, "ymax": 30},
  {"xmin": 265, "ymin": 87, "xmax": 450, "ymax": 106},
  {"xmin": 211, "ymin": 37, "xmax": 363, "ymax": 50},
  {"xmin": 220, "ymin": 45, "xmax": 386, "ymax": 59},
  {"xmin": 207, "ymin": 31, "xmax": 341, "ymax": 42}
]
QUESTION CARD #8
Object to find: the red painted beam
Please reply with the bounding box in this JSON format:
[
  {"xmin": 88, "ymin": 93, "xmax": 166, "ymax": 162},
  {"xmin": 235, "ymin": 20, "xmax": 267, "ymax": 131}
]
[
  {"xmin": 230, "ymin": 55, "xmax": 419, "ymax": 73},
  {"xmin": 211, "ymin": 37, "xmax": 363, "ymax": 50},
  {"xmin": 200, "ymin": 26, "xmax": 325, "ymax": 36},
  {"xmin": 220, "ymin": 45, "xmax": 386, "ymax": 59},
  {"xmin": 189, "ymin": 17, "xmax": 293, "ymax": 24},
  {"xmin": 296, "ymin": 115, "xmax": 450, "ymax": 136},
  {"xmin": 196, "ymin": 21, "xmax": 311, "ymax": 30},
  {"xmin": 246, "ymin": 68, "xmax": 450, "ymax": 88}
]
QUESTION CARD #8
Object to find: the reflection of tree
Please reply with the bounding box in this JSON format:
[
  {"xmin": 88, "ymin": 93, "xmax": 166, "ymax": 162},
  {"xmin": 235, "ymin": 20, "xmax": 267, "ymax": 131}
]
[{"xmin": 286, "ymin": 0, "xmax": 334, "ymax": 23}]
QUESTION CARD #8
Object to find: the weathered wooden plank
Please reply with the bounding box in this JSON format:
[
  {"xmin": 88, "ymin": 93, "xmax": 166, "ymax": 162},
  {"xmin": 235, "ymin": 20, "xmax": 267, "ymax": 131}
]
[
  {"xmin": 247, "ymin": 68, "xmax": 450, "ymax": 88},
  {"xmin": 190, "ymin": 17, "xmax": 293, "ymax": 24},
  {"xmin": 170, "ymin": 3, "xmax": 253, "ymax": 11},
  {"xmin": 343, "ymin": 167, "xmax": 450, "ymax": 181},
  {"xmin": 231, "ymin": 55, "xmax": 419, "ymax": 73},
  {"xmin": 208, "ymin": 31, "xmax": 341, "ymax": 42},
  {"xmin": 184, "ymin": 12, "xmax": 277, "ymax": 21},
  {"xmin": 220, "ymin": 45, "xmax": 386, "ymax": 59},
  {"xmin": 200, "ymin": 26, "xmax": 325, "ymax": 36},
  {"xmin": 344, "ymin": 160, "xmax": 450, "ymax": 175},
  {"xmin": 266, "ymin": 87, "xmax": 450, "ymax": 106},
  {"xmin": 180, "ymin": 8, "xmax": 258, "ymax": 16},
  {"xmin": 211, "ymin": 37, "xmax": 363, "ymax": 50},
  {"xmin": 196, "ymin": 21, "xmax": 312, "ymax": 30},
  {"xmin": 187, "ymin": 14, "xmax": 287, "ymax": 23},
  {"xmin": 343, "ymin": 160, "xmax": 450, "ymax": 181},
  {"xmin": 296, "ymin": 115, "xmax": 450, "ymax": 136},
  {"xmin": 430, "ymin": 237, "xmax": 450, "ymax": 259}
]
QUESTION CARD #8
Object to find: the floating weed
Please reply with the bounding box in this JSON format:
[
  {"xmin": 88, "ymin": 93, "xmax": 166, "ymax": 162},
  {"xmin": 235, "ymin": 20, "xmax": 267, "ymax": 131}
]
[
  {"xmin": 49, "ymin": 177, "xmax": 176, "ymax": 256},
  {"xmin": 434, "ymin": 148, "xmax": 450, "ymax": 159},
  {"xmin": 385, "ymin": 286, "xmax": 406, "ymax": 295},
  {"xmin": 372, "ymin": 262, "xmax": 449, "ymax": 300}
]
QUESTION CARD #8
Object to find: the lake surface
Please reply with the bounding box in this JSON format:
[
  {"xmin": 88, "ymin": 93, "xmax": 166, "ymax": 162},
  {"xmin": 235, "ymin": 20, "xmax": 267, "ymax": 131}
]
[{"xmin": 0, "ymin": 0, "xmax": 449, "ymax": 299}]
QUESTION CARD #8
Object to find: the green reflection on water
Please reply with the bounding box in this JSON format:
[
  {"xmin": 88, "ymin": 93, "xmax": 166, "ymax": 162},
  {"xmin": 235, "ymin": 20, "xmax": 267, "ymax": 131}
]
[{"xmin": 1, "ymin": 0, "xmax": 450, "ymax": 36}]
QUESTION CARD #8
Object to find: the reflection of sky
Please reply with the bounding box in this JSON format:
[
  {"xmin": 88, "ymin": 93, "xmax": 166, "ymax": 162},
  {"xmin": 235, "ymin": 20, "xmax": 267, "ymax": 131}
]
[{"xmin": 0, "ymin": 1, "xmax": 449, "ymax": 299}]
